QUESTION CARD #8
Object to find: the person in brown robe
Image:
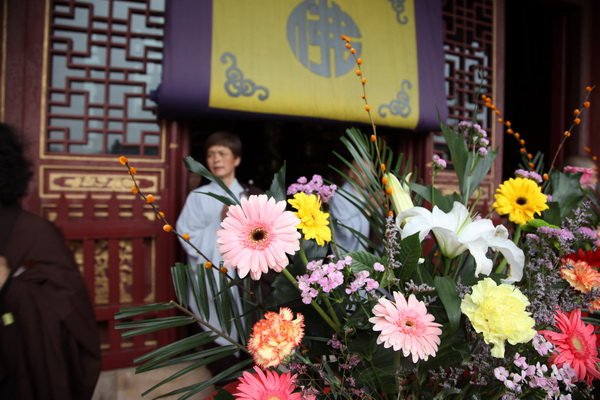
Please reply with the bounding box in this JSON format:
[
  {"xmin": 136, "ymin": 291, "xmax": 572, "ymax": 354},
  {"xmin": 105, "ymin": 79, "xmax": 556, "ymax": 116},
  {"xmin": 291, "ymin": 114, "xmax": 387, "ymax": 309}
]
[{"xmin": 0, "ymin": 123, "xmax": 101, "ymax": 400}]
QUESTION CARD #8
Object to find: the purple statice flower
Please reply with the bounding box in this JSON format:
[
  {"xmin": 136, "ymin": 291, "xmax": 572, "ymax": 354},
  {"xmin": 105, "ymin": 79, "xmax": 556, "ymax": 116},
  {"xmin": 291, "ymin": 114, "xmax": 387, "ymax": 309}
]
[
  {"xmin": 404, "ymin": 280, "xmax": 436, "ymax": 294},
  {"xmin": 384, "ymin": 216, "xmax": 402, "ymax": 269},
  {"xmin": 287, "ymin": 174, "xmax": 337, "ymax": 203},
  {"xmin": 458, "ymin": 120, "xmax": 487, "ymax": 137},
  {"xmin": 473, "ymin": 123, "xmax": 487, "ymax": 137},
  {"xmin": 563, "ymin": 201, "xmax": 594, "ymax": 234},
  {"xmin": 327, "ymin": 333, "xmax": 342, "ymax": 349},
  {"xmin": 528, "ymin": 171, "xmax": 543, "ymax": 183},
  {"xmin": 537, "ymin": 226, "xmax": 575, "ymax": 241},
  {"xmin": 578, "ymin": 226, "xmax": 597, "ymax": 240},
  {"xmin": 478, "ymin": 147, "xmax": 488, "ymax": 157},
  {"xmin": 347, "ymin": 353, "xmax": 360, "ymax": 367},
  {"xmin": 514, "ymin": 169, "xmax": 529, "ymax": 178},
  {"xmin": 287, "ymin": 362, "xmax": 308, "ymax": 375},
  {"xmin": 532, "ymin": 334, "xmax": 554, "ymax": 356},
  {"xmin": 515, "ymin": 169, "xmax": 544, "ymax": 183},
  {"xmin": 432, "ymin": 154, "xmax": 447, "ymax": 169},
  {"xmin": 348, "ymin": 388, "xmax": 367, "ymax": 399},
  {"xmin": 299, "ymin": 387, "xmax": 319, "ymax": 400},
  {"xmin": 537, "ymin": 226, "xmax": 575, "ymax": 247},
  {"xmin": 479, "ymin": 137, "xmax": 490, "ymax": 147}
]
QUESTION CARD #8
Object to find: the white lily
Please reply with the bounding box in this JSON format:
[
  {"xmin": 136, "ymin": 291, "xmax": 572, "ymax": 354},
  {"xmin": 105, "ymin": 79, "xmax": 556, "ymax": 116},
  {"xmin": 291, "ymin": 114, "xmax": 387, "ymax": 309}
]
[
  {"xmin": 397, "ymin": 201, "xmax": 524, "ymax": 284},
  {"xmin": 386, "ymin": 173, "xmax": 414, "ymax": 222}
]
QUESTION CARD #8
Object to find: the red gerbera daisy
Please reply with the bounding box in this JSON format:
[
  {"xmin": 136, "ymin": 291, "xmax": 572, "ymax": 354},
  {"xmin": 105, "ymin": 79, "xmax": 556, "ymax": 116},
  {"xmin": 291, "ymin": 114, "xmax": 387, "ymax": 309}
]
[
  {"xmin": 563, "ymin": 248, "xmax": 600, "ymax": 269},
  {"xmin": 539, "ymin": 308, "xmax": 600, "ymax": 385},
  {"xmin": 234, "ymin": 366, "xmax": 301, "ymax": 400}
]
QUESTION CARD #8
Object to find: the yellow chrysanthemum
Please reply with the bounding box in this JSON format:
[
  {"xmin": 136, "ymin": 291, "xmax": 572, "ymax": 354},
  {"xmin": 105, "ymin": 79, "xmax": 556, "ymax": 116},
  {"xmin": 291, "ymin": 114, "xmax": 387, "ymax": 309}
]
[
  {"xmin": 493, "ymin": 177, "xmax": 548, "ymax": 225},
  {"xmin": 461, "ymin": 277, "xmax": 536, "ymax": 358},
  {"xmin": 287, "ymin": 192, "xmax": 331, "ymax": 246}
]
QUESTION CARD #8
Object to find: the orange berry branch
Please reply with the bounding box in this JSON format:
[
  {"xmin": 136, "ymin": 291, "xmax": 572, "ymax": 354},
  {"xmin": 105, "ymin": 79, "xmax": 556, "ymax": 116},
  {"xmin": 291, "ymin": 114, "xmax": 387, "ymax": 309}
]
[
  {"xmin": 481, "ymin": 94, "xmax": 537, "ymax": 172},
  {"xmin": 340, "ymin": 35, "xmax": 392, "ymax": 212},
  {"xmin": 482, "ymin": 85, "xmax": 595, "ymax": 182},
  {"xmin": 118, "ymin": 156, "xmax": 235, "ymax": 280}
]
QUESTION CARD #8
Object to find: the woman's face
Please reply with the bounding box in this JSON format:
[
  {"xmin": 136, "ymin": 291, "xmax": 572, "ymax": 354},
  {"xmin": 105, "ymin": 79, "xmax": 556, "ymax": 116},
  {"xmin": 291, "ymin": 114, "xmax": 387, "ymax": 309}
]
[{"xmin": 206, "ymin": 145, "xmax": 241, "ymax": 182}]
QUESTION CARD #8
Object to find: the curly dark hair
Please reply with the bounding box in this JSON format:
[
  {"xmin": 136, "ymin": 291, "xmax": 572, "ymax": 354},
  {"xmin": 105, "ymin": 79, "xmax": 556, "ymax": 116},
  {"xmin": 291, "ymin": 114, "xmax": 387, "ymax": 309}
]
[{"xmin": 0, "ymin": 123, "xmax": 33, "ymax": 205}]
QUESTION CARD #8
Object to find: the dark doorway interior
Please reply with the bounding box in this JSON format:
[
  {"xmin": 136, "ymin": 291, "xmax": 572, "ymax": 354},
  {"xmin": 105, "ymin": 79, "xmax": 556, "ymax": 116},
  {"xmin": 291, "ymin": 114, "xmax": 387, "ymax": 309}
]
[
  {"xmin": 183, "ymin": 116, "xmax": 418, "ymax": 193},
  {"xmin": 503, "ymin": 0, "xmax": 583, "ymax": 179}
]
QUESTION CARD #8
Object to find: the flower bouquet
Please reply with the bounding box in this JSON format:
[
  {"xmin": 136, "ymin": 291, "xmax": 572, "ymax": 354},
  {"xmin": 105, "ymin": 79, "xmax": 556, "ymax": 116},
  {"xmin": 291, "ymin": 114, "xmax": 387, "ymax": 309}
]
[{"xmin": 116, "ymin": 38, "xmax": 600, "ymax": 400}]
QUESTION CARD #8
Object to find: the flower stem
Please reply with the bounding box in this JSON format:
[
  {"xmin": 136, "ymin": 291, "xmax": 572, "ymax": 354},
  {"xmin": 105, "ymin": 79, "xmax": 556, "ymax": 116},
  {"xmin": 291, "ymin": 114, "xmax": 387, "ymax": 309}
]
[
  {"xmin": 298, "ymin": 241, "xmax": 341, "ymax": 327},
  {"xmin": 394, "ymin": 351, "xmax": 402, "ymax": 396},
  {"xmin": 463, "ymin": 174, "xmax": 472, "ymax": 206},
  {"xmin": 443, "ymin": 255, "xmax": 452, "ymax": 276},
  {"xmin": 299, "ymin": 241, "xmax": 310, "ymax": 265},
  {"xmin": 281, "ymin": 267, "xmax": 339, "ymax": 331},
  {"xmin": 431, "ymin": 175, "xmax": 436, "ymax": 208},
  {"xmin": 322, "ymin": 296, "xmax": 342, "ymax": 327},
  {"xmin": 170, "ymin": 300, "xmax": 249, "ymax": 354},
  {"xmin": 494, "ymin": 224, "xmax": 521, "ymax": 275}
]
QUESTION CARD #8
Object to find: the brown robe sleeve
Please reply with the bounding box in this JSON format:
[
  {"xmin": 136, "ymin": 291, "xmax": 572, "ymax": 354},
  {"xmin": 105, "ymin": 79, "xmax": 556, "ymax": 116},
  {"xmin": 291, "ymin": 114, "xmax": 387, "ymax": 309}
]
[{"xmin": 0, "ymin": 206, "xmax": 101, "ymax": 400}]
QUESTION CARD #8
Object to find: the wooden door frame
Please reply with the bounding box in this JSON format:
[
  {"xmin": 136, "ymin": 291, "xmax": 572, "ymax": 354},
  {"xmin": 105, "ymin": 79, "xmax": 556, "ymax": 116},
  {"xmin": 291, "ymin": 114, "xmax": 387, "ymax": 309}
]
[{"xmin": 1, "ymin": 0, "xmax": 183, "ymax": 370}]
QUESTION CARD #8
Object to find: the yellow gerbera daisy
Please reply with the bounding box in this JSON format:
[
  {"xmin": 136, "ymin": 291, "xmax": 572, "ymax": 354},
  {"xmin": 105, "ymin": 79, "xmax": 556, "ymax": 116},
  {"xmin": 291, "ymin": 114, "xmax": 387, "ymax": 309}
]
[
  {"xmin": 493, "ymin": 177, "xmax": 548, "ymax": 225},
  {"xmin": 287, "ymin": 192, "xmax": 331, "ymax": 246}
]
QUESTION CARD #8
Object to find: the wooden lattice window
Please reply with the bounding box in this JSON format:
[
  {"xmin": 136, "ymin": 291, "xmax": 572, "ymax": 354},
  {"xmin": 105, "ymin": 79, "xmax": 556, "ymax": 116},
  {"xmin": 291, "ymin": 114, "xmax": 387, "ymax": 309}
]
[
  {"xmin": 46, "ymin": 0, "xmax": 164, "ymax": 156},
  {"xmin": 437, "ymin": 0, "xmax": 497, "ymax": 198},
  {"xmin": 442, "ymin": 0, "xmax": 494, "ymax": 128}
]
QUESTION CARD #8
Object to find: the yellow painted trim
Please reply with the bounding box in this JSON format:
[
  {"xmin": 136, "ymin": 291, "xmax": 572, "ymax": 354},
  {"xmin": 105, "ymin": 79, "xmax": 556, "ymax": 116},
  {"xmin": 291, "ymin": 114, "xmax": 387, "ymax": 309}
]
[{"xmin": 39, "ymin": 164, "xmax": 165, "ymax": 198}]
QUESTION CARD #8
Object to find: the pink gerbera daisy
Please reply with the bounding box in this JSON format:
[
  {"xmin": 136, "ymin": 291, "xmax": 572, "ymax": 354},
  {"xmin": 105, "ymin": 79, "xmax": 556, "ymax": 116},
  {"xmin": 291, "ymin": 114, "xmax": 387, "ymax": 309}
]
[
  {"xmin": 218, "ymin": 195, "xmax": 301, "ymax": 280},
  {"xmin": 234, "ymin": 366, "xmax": 301, "ymax": 400},
  {"xmin": 539, "ymin": 308, "xmax": 600, "ymax": 385},
  {"xmin": 369, "ymin": 292, "xmax": 442, "ymax": 363}
]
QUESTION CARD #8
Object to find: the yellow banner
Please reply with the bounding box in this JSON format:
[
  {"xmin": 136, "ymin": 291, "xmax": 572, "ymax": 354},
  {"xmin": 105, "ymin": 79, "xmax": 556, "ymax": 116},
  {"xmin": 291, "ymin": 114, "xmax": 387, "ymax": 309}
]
[{"xmin": 209, "ymin": 0, "xmax": 419, "ymax": 129}]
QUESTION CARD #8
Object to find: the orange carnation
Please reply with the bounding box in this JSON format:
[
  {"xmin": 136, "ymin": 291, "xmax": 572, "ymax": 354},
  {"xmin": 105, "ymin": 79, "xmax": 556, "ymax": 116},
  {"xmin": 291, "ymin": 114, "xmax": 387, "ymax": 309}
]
[
  {"xmin": 587, "ymin": 297, "xmax": 600, "ymax": 311},
  {"xmin": 560, "ymin": 260, "xmax": 600, "ymax": 293},
  {"xmin": 247, "ymin": 308, "xmax": 304, "ymax": 368}
]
